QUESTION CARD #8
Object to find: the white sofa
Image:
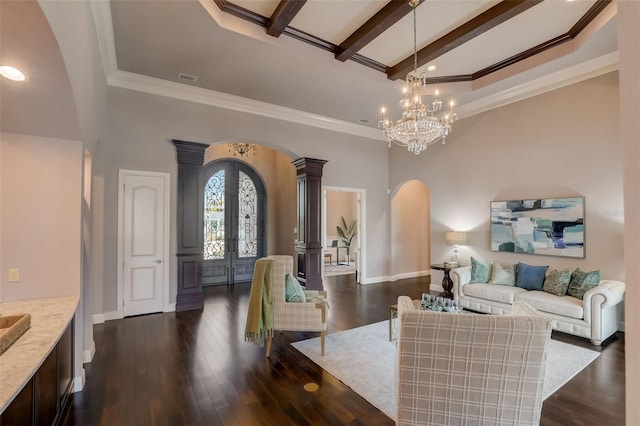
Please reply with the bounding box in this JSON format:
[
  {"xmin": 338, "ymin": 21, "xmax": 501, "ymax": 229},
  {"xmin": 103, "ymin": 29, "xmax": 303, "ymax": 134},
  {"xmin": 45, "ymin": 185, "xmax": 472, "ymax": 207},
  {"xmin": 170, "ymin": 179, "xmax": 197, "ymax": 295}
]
[{"xmin": 451, "ymin": 266, "xmax": 625, "ymax": 345}]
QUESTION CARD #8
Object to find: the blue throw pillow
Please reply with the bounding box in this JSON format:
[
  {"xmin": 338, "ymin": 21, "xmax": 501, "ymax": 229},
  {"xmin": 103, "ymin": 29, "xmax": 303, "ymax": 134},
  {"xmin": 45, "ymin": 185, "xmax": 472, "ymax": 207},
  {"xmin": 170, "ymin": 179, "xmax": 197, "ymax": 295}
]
[
  {"xmin": 515, "ymin": 262, "xmax": 549, "ymax": 290},
  {"xmin": 285, "ymin": 273, "xmax": 306, "ymax": 302}
]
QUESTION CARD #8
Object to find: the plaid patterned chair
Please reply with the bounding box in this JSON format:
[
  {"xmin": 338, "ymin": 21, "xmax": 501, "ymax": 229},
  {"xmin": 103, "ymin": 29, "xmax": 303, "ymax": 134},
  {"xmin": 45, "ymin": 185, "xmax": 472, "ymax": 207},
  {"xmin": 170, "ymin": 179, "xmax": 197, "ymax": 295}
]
[
  {"xmin": 264, "ymin": 255, "xmax": 328, "ymax": 357},
  {"xmin": 396, "ymin": 296, "xmax": 552, "ymax": 426}
]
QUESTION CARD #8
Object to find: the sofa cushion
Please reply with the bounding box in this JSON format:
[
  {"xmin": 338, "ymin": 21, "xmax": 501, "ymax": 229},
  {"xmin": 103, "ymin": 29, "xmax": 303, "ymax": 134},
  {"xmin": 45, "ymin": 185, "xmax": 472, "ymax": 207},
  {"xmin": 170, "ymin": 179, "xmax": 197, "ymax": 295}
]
[
  {"xmin": 470, "ymin": 257, "xmax": 492, "ymax": 283},
  {"xmin": 515, "ymin": 262, "xmax": 549, "ymax": 290},
  {"xmin": 567, "ymin": 268, "xmax": 601, "ymax": 300},
  {"xmin": 489, "ymin": 263, "xmax": 516, "ymax": 286},
  {"xmin": 543, "ymin": 269, "xmax": 571, "ymax": 296},
  {"xmin": 463, "ymin": 283, "xmax": 527, "ymax": 304},
  {"xmin": 515, "ymin": 291, "xmax": 584, "ymax": 319}
]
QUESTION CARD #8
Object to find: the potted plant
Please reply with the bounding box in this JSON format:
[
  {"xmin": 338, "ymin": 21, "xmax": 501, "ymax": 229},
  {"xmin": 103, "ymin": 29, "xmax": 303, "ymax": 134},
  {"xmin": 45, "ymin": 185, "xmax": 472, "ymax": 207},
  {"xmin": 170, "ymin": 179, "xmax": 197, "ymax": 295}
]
[{"xmin": 336, "ymin": 216, "xmax": 357, "ymax": 262}]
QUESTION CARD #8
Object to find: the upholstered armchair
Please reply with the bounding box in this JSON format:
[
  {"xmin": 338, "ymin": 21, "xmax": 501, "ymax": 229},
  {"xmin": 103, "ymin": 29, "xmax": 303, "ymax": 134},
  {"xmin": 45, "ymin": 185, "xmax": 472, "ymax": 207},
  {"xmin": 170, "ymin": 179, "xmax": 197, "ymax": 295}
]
[
  {"xmin": 264, "ymin": 255, "xmax": 328, "ymax": 357},
  {"xmin": 396, "ymin": 296, "xmax": 552, "ymax": 426}
]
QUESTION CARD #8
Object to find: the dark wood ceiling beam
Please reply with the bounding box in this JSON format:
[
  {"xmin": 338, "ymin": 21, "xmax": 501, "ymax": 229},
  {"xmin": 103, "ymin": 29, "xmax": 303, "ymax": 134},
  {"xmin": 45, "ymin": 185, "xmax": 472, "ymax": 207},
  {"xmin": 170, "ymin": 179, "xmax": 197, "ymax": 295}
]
[
  {"xmin": 335, "ymin": 0, "xmax": 424, "ymax": 62},
  {"xmin": 472, "ymin": 0, "xmax": 611, "ymax": 81},
  {"xmin": 267, "ymin": 0, "xmax": 308, "ymax": 38},
  {"xmin": 387, "ymin": 0, "xmax": 543, "ymax": 80},
  {"xmin": 569, "ymin": 0, "xmax": 612, "ymax": 36}
]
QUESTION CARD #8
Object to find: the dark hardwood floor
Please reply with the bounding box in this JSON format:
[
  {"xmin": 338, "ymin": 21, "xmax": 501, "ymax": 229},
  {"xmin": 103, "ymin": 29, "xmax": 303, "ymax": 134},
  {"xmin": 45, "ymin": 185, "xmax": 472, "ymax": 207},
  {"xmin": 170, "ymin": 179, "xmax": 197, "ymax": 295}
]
[{"xmin": 64, "ymin": 274, "xmax": 624, "ymax": 425}]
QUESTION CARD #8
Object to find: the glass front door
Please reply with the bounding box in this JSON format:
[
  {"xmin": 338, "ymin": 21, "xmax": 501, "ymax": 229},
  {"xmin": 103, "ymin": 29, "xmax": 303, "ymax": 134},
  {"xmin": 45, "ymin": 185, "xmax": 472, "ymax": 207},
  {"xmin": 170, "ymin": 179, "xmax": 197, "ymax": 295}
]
[{"xmin": 202, "ymin": 160, "xmax": 266, "ymax": 285}]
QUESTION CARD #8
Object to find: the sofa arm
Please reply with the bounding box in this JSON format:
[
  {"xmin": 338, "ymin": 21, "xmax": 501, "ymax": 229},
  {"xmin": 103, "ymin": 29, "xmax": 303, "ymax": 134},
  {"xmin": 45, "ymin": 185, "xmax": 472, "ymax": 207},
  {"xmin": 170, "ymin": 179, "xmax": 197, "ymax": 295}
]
[
  {"xmin": 583, "ymin": 280, "xmax": 625, "ymax": 309},
  {"xmin": 451, "ymin": 266, "xmax": 471, "ymax": 302}
]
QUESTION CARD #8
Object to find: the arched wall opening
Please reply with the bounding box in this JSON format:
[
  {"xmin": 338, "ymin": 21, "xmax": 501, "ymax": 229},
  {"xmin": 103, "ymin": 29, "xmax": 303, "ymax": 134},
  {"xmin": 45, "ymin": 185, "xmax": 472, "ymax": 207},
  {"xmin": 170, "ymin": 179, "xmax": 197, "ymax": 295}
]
[{"xmin": 390, "ymin": 180, "xmax": 431, "ymax": 282}]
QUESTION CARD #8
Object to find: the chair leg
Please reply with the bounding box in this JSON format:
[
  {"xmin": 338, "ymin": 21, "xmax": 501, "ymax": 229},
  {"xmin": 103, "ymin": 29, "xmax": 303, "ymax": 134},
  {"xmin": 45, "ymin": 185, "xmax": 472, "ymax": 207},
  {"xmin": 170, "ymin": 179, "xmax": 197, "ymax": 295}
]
[
  {"xmin": 320, "ymin": 331, "xmax": 326, "ymax": 356},
  {"xmin": 266, "ymin": 334, "xmax": 272, "ymax": 357}
]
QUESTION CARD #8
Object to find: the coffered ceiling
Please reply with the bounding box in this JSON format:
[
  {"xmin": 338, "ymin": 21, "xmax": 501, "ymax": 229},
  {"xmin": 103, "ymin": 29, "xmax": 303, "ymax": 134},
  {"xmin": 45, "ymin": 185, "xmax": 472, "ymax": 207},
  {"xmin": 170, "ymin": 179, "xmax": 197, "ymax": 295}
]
[
  {"xmin": 106, "ymin": 0, "xmax": 618, "ymax": 137},
  {"xmin": 0, "ymin": 0, "xmax": 620, "ymax": 142}
]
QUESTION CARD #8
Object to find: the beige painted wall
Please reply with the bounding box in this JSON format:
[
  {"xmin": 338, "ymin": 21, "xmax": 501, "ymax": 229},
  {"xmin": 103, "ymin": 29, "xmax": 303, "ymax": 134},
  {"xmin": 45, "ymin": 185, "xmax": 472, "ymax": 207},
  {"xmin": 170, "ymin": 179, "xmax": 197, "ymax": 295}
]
[
  {"xmin": 619, "ymin": 1, "xmax": 640, "ymax": 422},
  {"xmin": 204, "ymin": 143, "xmax": 297, "ymax": 260},
  {"xmin": 391, "ymin": 180, "xmax": 431, "ymax": 277},
  {"xmin": 0, "ymin": 132, "xmax": 82, "ymax": 301},
  {"xmin": 102, "ymin": 86, "xmax": 390, "ymax": 313},
  {"xmin": 390, "ymin": 72, "xmax": 623, "ymax": 287}
]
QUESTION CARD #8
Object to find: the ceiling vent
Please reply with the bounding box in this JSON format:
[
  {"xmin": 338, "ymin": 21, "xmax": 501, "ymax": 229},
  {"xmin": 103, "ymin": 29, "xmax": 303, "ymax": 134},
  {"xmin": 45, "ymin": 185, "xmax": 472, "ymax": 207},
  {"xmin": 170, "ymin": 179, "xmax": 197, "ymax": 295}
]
[{"xmin": 177, "ymin": 72, "xmax": 198, "ymax": 83}]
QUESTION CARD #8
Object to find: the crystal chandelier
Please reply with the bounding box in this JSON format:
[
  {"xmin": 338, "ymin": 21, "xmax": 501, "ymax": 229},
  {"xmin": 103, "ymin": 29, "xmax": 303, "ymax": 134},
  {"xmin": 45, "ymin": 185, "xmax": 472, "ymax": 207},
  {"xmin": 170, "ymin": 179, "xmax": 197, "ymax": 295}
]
[
  {"xmin": 379, "ymin": 0, "xmax": 456, "ymax": 155},
  {"xmin": 228, "ymin": 142, "xmax": 256, "ymax": 157}
]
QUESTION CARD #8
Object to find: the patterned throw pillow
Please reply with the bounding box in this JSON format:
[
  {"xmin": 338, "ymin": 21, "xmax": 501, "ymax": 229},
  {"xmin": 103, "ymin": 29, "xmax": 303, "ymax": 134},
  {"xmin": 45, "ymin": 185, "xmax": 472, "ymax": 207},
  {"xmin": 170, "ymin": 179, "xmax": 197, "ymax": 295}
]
[
  {"xmin": 567, "ymin": 268, "xmax": 601, "ymax": 299},
  {"xmin": 285, "ymin": 273, "xmax": 306, "ymax": 302},
  {"xmin": 470, "ymin": 257, "xmax": 492, "ymax": 283},
  {"xmin": 543, "ymin": 269, "xmax": 571, "ymax": 296},
  {"xmin": 515, "ymin": 262, "xmax": 549, "ymax": 290},
  {"xmin": 489, "ymin": 263, "xmax": 516, "ymax": 286}
]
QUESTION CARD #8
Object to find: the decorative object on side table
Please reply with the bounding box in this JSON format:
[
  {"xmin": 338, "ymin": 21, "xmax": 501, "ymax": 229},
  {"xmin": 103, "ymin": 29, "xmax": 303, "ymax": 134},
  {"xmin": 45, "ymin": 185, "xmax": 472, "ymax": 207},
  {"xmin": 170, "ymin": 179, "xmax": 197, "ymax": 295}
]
[{"xmin": 431, "ymin": 263, "xmax": 456, "ymax": 299}]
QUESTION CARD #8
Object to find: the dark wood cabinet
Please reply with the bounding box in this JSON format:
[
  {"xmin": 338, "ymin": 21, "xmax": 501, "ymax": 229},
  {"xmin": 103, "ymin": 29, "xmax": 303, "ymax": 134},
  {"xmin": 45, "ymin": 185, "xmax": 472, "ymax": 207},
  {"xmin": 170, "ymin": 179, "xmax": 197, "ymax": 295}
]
[{"xmin": 0, "ymin": 318, "xmax": 74, "ymax": 426}]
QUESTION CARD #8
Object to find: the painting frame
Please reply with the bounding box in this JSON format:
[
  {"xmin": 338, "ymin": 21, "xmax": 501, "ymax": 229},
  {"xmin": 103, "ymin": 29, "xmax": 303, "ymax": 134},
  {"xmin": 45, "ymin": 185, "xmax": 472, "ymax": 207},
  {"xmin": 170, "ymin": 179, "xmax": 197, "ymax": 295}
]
[{"xmin": 490, "ymin": 197, "xmax": 585, "ymax": 258}]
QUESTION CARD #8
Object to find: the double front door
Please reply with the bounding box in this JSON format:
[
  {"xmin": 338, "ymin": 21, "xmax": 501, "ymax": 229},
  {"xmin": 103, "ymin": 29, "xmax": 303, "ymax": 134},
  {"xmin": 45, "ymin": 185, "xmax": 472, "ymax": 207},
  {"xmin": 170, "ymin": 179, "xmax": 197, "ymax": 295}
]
[{"xmin": 202, "ymin": 160, "xmax": 266, "ymax": 285}]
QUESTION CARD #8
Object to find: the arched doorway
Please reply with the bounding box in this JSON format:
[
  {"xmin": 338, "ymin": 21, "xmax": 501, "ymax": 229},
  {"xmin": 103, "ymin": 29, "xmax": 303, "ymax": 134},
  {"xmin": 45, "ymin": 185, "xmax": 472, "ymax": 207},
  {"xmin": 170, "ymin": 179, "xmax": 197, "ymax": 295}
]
[{"xmin": 202, "ymin": 159, "xmax": 267, "ymax": 285}]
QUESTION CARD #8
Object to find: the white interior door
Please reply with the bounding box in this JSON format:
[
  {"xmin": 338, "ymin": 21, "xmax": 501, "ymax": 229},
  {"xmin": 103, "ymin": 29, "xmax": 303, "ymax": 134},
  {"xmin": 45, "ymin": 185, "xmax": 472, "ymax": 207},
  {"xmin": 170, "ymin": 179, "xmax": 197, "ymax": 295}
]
[{"xmin": 122, "ymin": 173, "xmax": 166, "ymax": 316}]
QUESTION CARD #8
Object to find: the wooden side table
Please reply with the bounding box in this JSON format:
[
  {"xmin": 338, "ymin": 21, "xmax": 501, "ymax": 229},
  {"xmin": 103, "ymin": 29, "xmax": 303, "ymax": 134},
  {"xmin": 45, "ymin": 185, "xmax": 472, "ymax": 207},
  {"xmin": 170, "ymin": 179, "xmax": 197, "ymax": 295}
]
[{"xmin": 431, "ymin": 263, "xmax": 456, "ymax": 299}]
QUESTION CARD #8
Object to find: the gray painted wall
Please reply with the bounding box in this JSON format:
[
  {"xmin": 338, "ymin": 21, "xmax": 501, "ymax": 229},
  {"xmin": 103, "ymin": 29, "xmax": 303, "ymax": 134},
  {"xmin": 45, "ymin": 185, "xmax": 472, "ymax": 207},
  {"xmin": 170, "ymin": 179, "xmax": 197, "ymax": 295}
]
[
  {"xmin": 390, "ymin": 72, "xmax": 623, "ymax": 286},
  {"xmin": 102, "ymin": 87, "xmax": 390, "ymax": 313}
]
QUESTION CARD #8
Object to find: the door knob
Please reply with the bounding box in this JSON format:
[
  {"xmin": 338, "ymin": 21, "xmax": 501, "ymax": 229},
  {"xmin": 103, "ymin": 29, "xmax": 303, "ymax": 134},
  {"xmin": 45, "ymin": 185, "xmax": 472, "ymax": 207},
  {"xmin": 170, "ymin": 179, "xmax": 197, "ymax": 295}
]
[{"xmin": 154, "ymin": 259, "xmax": 162, "ymax": 264}]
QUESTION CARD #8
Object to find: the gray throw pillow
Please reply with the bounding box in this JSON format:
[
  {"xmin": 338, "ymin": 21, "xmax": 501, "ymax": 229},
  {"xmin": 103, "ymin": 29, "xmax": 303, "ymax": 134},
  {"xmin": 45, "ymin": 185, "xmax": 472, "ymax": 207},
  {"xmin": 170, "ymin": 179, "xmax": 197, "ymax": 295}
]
[
  {"xmin": 489, "ymin": 263, "xmax": 516, "ymax": 286},
  {"xmin": 543, "ymin": 269, "xmax": 571, "ymax": 296},
  {"xmin": 567, "ymin": 268, "xmax": 601, "ymax": 299},
  {"xmin": 470, "ymin": 257, "xmax": 492, "ymax": 283}
]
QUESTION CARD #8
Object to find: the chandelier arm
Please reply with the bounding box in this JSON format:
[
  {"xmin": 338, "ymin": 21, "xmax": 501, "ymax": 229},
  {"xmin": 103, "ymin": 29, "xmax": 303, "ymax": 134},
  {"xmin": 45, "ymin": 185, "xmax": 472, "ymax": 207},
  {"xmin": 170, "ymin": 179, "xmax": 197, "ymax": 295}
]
[{"xmin": 378, "ymin": 0, "xmax": 455, "ymax": 156}]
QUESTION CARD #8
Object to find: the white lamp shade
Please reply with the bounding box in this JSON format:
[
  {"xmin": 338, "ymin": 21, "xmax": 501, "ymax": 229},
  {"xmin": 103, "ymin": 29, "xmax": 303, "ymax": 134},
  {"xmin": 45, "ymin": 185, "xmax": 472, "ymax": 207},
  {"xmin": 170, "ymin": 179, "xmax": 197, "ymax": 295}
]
[{"xmin": 445, "ymin": 231, "xmax": 468, "ymax": 245}]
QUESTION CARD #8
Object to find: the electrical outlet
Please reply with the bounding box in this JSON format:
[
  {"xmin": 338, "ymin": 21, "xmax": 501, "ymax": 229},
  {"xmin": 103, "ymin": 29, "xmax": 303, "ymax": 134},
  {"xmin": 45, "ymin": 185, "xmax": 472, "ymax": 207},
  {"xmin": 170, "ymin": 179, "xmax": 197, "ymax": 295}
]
[{"xmin": 8, "ymin": 268, "xmax": 19, "ymax": 282}]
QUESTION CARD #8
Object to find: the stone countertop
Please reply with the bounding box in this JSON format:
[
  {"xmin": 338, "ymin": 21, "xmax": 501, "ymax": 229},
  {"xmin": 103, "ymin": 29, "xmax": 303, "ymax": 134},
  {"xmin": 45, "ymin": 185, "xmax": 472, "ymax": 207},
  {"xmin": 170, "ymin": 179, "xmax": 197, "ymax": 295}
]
[{"xmin": 0, "ymin": 296, "xmax": 78, "ymax": 413}]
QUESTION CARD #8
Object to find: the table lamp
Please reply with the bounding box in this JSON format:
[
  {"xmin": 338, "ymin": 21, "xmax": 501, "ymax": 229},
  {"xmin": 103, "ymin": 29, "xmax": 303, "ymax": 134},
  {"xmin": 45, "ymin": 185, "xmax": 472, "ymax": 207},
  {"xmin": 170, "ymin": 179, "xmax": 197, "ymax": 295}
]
[{"xmin": 445, "ymin": 231, "xmax": 468, "ymax": 266}]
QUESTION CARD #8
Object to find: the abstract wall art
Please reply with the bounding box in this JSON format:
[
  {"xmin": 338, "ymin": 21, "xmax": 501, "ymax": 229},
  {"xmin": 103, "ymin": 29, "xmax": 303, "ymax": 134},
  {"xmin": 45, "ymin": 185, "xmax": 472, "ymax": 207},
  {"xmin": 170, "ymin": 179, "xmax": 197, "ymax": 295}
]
[{"xmin": 490, "ymin": 197, "xmax": 584, "ymax": 258}]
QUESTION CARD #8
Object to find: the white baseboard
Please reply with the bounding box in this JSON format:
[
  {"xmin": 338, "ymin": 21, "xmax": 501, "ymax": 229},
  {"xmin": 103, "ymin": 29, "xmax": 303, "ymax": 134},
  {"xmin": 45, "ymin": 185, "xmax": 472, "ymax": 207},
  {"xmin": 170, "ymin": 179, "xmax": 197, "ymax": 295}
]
[
  {"xmin": 164, "ymin": 303, "xmax": 176, "ymax": 313},
  {"xmin": 360, "ymin": 275, "xmax": 392, "ymax": 284},
  {"xmin": 73, "ymin": 368, "xmax": 86, "ymax": 393},
  {"xmin": 83, "ymin": 340, "xmax": 95, "ymax": 364},
  {"xmin": 394, "ymin": 270, "xmax": 430, "ymax": 280},
  {"xmin": 104, "ymin": 310, "xmax": 123, "ymax": 321},
  {"xmin": 430, "ymin": 284, "xmax": 444, "ymax": 293},
  {"xmin": 361, "ymin": 270, "xmax": 430, "ymax": 285},
  {"xmin": 92, "ymin": 313, "xmax": 105, "ymax": 324}
]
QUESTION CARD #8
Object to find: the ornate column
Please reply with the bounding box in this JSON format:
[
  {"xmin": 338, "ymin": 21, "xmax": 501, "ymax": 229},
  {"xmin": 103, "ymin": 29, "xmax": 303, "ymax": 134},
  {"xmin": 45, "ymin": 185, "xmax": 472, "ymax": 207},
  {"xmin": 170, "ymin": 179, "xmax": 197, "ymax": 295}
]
[
  {"xmin": 172, "ymin": 140, "xmax": 207, "ymax": 311},
  {"xmin": 292, "ymin": 157, "xmax": 327, "ymax": 290}
]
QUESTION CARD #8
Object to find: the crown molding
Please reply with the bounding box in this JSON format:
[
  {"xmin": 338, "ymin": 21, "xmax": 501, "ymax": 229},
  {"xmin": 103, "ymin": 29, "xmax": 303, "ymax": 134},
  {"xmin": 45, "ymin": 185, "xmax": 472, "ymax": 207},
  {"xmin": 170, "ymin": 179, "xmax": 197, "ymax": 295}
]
[
  {"xmin": 108, "ymin": 70, "xmax": 386, "ymax": 141},
  {"xmin": 90, "ymin": 1, "xmax": 619, "ymax": 142},
  {"xmin": 456, "ymin": 51, "xmax": 619, "ymax": 120}
]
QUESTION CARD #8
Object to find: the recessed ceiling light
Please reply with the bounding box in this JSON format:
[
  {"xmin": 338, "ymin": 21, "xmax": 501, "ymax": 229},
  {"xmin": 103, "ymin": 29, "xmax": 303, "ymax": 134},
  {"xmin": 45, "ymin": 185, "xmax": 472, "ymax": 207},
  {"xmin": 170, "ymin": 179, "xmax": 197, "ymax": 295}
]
[
  {"xmin": 427, "ymin": 65, "xmax": 437, "ymax": 72},
  {"xmin": 0, "ymin": 65, "xmax": 27, "ymax": 82}
]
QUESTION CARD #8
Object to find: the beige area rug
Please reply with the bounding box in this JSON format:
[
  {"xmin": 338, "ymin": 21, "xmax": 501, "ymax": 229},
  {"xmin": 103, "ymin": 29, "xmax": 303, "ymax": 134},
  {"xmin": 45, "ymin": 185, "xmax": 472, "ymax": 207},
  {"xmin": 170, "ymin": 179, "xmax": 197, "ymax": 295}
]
[
  {"xmin": 292, "ymin": 321, "xmax": 600, "ymax": 419},
  {"xmin": 323, "ymin": 264, "xmax": 356, "ymax": 276}
]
